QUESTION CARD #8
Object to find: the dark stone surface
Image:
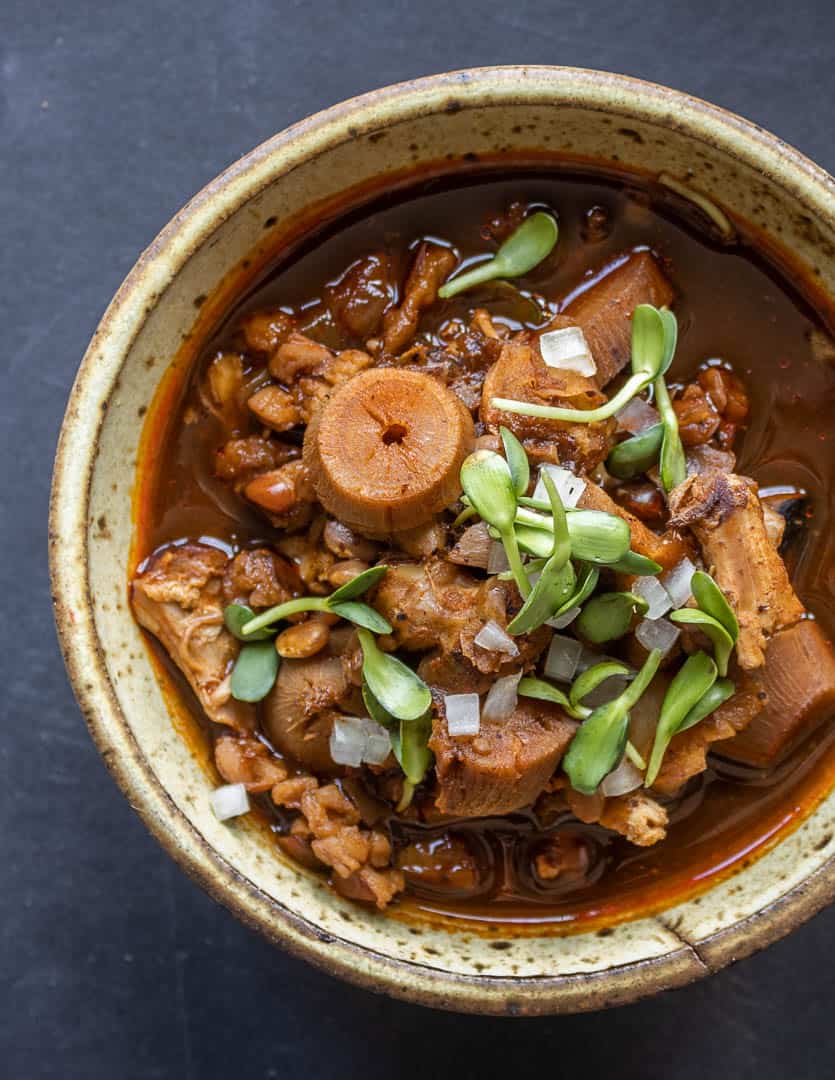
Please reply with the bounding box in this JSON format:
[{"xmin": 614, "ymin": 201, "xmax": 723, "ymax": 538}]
[{"xmin": 2, "ymin": 1, "xmax": 834, "ymax": 1076}]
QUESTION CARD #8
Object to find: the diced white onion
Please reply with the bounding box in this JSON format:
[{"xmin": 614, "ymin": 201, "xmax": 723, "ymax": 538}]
[
  {"xmin": 662, "ymin": 557, "xmax": 697, "ymax": 609},
  {"xmin": 544, "ymin": 634, "xmax": 583, "ymax": 682},
  {"xmin": 210, "ymin": 783, "xmax": 250, "ymax": 822},
  {"xmin": 546, "ymin": 605, "xmax": 581, "ymax": 630},
  {"xmin": 633, "ymin": 575, "xmax": 673, "ymax": 620},
  {"xmin": 601, "ymin": 758, "xmax": 643, "ymax": 797},
  {"xmin": 487, "ymin": 541, "xmax": 510, "ymax": 574},
  {"xmin": 615, "ymin": 397, "xmax": 659, "ymax": 434},
  {"xmin": 575, "ymin": 645, "xmax": 608, "ymax": 674},
  {"xmin": 539, "ymin": 326, "xmax": 597, "ymax": 377},
  {"xmin": 635, "ymin": 617, "xmax": 680, "ymax": 656},
  {"xmin": 533, "ymin": 464, "xmax": 586, "ymax": 509},
  {"xmin": 482, "ymin": 672, "xmax": 522, "ymax": 722},
  {"xmin": 360, "ymin": 721, "xmax": 393, "ymax": 764},
  {"xmin": 444, "ymin": 693, "xmax": 481, "ymax": 736},
  {"xmin": 329, "ymin": 716, "xmax": 391, "ymax": 767},
  {"xmin": 474, "ymin": 619, "xmax": 519, "ymax": 656},
  {"xmin": 449, "ymin": 522, "xmax": 491, "ymax": 568}
]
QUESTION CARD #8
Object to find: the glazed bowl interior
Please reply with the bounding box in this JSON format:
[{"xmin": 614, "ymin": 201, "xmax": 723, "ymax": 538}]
[{"xmin": 51, "ymin": 67, "xmax": 835, "ymax": 1014}]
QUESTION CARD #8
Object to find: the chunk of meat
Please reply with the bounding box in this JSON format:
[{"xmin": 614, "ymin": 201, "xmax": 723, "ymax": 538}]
[
  {"xmin": 262, "ymin": 629, "xmax": 360, "ymax": 772},
  {"xmin": 214, "ymin": 735, "xmax": 287, "ymax": 792},
  {"xmin": 132, "ymin": 543, "xmax": 254, "ymax": 731},
  {"xmin": 382, "ymin": 242, "xmax": 457, "ymax": 353},
  {"xmin": 673, "ymin": 383, "xmax": 721, "ymax": 446},
  {"xmin": 430, "ymin": 699, "xmax": 576, "ymax": 817},
  {"xmin": 273, "ymin": 779, "xmax": 404, "ymax": 907},
  {"xmin": 247, "ymin": 385, "xmax": 303, "ymax": 432},
  {"xmin": 374, "ymin": 560, "xmax": 549, "ymax": 674},
  {"xmin": 481, "ymin": 334, "xmax": 616, "ymax": 473},
  {"xmin": 244, "ymin": 459, "xmax": 317, "ymax": 532},
  {"xmin": 685, "ymin": 444, "xmax": 737, "ymax": 478},
  {"xmin": 222, "ymin": 547, "xmax": 303, "ymax": 608},
  {"xmin": 721, "ymin": 621, "xmax": 835, "ymax": 767},
  {"xmin": 325, "ymin": 252, "xmax": 393, "ymax": 339},
  {"xmin": 268, "ymin": 333, "xmax": 375, "ymax": 424},
  {"xmin": 215, "ymin": 435, "xmax": 296, "ymax": 484},
  {"xmin": 565, "ymin": 786, "xmax": 668, "ymax": 846},
  {"xmin": 669, "ymin": 472, "xmax": 805, "ymax": 668},
  {"xmin": 240, "ymin": 308, "xmax": 296, "ymax": 355},
  {"xmin": 578, "ymin": 479, "xmax": 689, "ymax": 570},
  {"xmin": 562, "ymin": 251, "xmax": 674, "ymax": 388},
  {"xmin": 269, "ymin": 332, "xmax": 333, "ymax": 384}
]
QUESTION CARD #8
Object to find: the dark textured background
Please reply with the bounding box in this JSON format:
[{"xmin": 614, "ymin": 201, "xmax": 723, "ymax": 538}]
[{"xmin": 3, "ymin": 0, "xmax": 834, "ymax": 1076}]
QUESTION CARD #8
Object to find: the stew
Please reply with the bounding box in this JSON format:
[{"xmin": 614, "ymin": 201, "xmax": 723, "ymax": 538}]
[{"xmin": 131, "ymin": 168, "xmax": 835, "ymax": 929}]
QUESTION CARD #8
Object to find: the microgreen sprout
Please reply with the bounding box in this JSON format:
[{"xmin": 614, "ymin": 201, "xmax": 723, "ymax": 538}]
[
  {"xmin": 438, "ymin": 211, "xmax": 558, "ymax": 299},
  {"xmin": 491, "ymin": 304, "xmax": 668, "ymax": 424}
]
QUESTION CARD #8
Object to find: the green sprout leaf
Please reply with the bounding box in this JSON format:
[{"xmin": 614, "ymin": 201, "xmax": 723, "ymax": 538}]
[
  {"xmin": 461, "ymin": 449, "xmax": 529, "ymax": 596},
  {"xmin": 569, "ymin": 661, "xmax": 632, "ymax": 710},
  {"xmin": 438, "ymin": 211, "xmax": 558, "ymax": 299},
  {"xmin": 576, "ymin": 592, "xmax": 649, "ymax": 644},
  {"xmin": 651, "ymin": 308, "xmax": 687, "ymax": 492},
  {"xmin": 606, "ymin": 423, "xmax": 664, "ymax": 480},
  {"xmin": 357, "ymin": 629, "xmax": 432, "ymax": 722},
  {"xmin": 678, "ymin": 677, "xmax": 735, "ymax": 733},
  {"xmin": 691, "ymin": 571, "xmax": 740, "ymax": 641},
  {"xmin": 491, "ymin": 304, "xmax": 668, "ymax": 424},
  {"xmin": 551, "ymin": 564, "xmax": 600, "ymax": 622},
  {"xmin": 506, "ymin": 471, "xmax": 574, "ymax": 634},
  {"xmin": 645, "ymin": 651, "xmax": 718, "ymax": 786},
  {"xmin": 389, "ymin": 712, "xmax": 434, "ymax": 786},
  {"xmin": 224, "ymin": 603, "xmax": 274, "ymax": 641},
  {"xmin": 668, "ymin": 608, "xmax": 734, "ymax": 676},
  {"xmin": 362, "ymin": 683, "xmax": 397, "ymax": 727},
  {"xmin": 327, "ymin": 564, "xmax": 389, "ymax": 603},
  {"xmin": 518, "ymin": 676, "xmax": 588, "ymax": 720},
  {"xmin": 563, "ymin": 648, "xmax": 662, "ymax": 794},
  {"xmin": 230, "ymin": 641, "xmax": 280, "ymax": 703},
  {"xmin": 328, "ymin": 602, "xmax": 392, "ymax": 635},
  {"xmin": 500, "ymin": 426, "xmax": 530, "ymax": 497},
  {"xmin": 606, "ymin": 551, "xmax": 663, "ymax": 576},
  {"xmin": 513, "ymin": 507, "xmax": 631, "ymax": 565}
]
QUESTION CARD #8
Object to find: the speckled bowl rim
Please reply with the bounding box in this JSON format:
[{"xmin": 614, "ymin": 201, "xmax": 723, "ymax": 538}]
[{"xmin": 50, "ymin": 66, "xmax": 835, "ymax": 1015}]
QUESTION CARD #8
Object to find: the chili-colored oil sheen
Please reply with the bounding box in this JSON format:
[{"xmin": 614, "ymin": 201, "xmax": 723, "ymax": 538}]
[{"xmin": 135, "ymin": 166, "xmax": 835, "ymax": 933}]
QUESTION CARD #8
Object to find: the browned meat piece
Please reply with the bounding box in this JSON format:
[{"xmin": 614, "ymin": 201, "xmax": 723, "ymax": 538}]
[
  {"xmin": 322, "ymin": 519, "xmax": 381, "ymax": 562},
  {"xmin": 132, "ymin": 543, "xmax": 254, "ymax": 731},
  {"xmin": 762, "ymin": 504, "xmax": 787, "ymax": 549},
  {"xmin": 269, "ymin": 332, "xmax": 333, "ymax": 384},
  {"xmin": 325, "ymin": 253, "xmax": 393, "ymax": 339},
  {"xmin": 214, "ymin": 735, "xmax": 287, "ymax": 792},
  {"xmin": 262, "ymin": 628, "xmax": 359, "ymax": 772},
  {"xmin": 417, "ymin": 651, "xmax": 495, "ymax": 696},
  {"xmin": 721, "ymin": 621, "xmax": 835, "ymax": 767},
  {"xmin": 612, "ymin": 481, "xmax": 666, "ymax": 524},
  {"xmin": 685, "ymin": 444, "xmax": 737, "ymax": 478},
  {"xmin": 243, "ymin": 459, "xmax": 317, "ymax": 531},
  {"xmin": 578, "ymin": 480, "xmax": 690, "ymax": 570},
  {"xmin": 204, "ymin": 353, "xmax": 245, "ymax": 413},
  {"xmin": 669, "ymin": 472, "xmax": 805, "ymax": 668},
  {"xmin": 599, "ymin": 791, "xmax": 668, "ymax": 846},
  {"xmin": 430, "ymin": 699, "xmax": 576, "ymax": 817},
  {"xmin": 382, "ymin": 242, "xmax": 457, "ymax": 353},
  {"xmin": 269, "ymin": 333, "xmax": 374, "ymax": 424},
  {"xmin": 562, "ymin": 251, "xmax": 674, "ymax": 388},
  {"xmin": 698, "ymin": 366, "xmax": 749, "ymax": 449},
  {"xmin": 222, "ymin": 547, "xmax": 303, "ymax": 608},
  {"xmin": 247, "ymin": 385, "xmax": 303, "ymax": 432},
  {"xmin": 565, "ymin": 786, "xmax": 668, "ymax": 846},
  {"xmin": 273, "ymin": 779, "xmax": 404, "ymax": 907},
  {"xmin": 215, "ymin": 435, "xmax": 296, "ymax": 483},
  {"xmin": 240, "ymin": 309, "xmax": 296, "ymax": 355},
  {"xmin": 374, "ymin": 560, "xmax": 549, "ymax": 674},
  {"xmin": 481, "ymin": 333, "xmax": 616, "ymax": 473},
  {"xmin": 673, "ymin": 383, "xmax": 721, "ymax": 446}
]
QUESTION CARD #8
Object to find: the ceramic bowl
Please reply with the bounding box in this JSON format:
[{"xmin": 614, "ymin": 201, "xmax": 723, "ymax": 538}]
[{"xmin": 50, "ymin": 66, "xmax": 835, "ymax": 1014}]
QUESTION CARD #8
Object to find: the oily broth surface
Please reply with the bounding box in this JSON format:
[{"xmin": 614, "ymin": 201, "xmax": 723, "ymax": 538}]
[{"xmin": 139, "ymin": 169, "xmax": 835, "ymax": 930}]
